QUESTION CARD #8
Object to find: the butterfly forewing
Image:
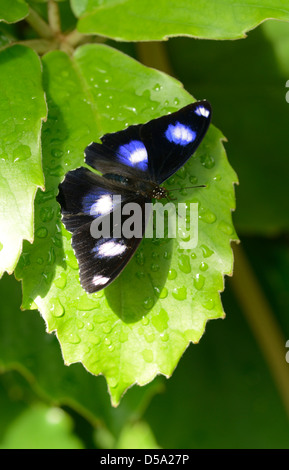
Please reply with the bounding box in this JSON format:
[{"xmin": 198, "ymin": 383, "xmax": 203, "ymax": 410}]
[{"xmin": 140, "ymin": 100, "xmax": 212, "ymax": 183}]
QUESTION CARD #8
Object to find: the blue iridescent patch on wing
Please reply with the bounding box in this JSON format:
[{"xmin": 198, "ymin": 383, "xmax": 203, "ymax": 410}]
[
  {"xmin": 165, "ymin": 122, "xmax": 196, "ymax": 146},
  {"xmin": 117, "ymin": 140, "xmax": 148, "ymax": 171},
  {"xmin": 194, "ymin": 104, "xmax": 210, "ymax": 118}
]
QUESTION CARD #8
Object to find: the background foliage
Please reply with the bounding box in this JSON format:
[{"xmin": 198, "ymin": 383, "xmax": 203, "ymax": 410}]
[{"xmin": 1, "ymin": 0, "xmax": 289, "ymax": 449}]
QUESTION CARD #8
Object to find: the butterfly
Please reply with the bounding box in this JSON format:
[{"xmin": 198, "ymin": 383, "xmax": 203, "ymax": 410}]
[{"xmin": 57, "ymin": 100, "xmax": 212, "ymax": 293}]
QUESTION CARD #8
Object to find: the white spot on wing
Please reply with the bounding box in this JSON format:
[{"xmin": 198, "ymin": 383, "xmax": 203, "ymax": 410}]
[
  {"xmin": 92, "ymin": 275, "xmax": 110, "ymax": 286},
  {"xmin": 90, "ymin": 194, "xmax": 113, "ymax": 216},
  {"xmin": 165, "ymin": 121, "xmax": 196, "ymax": 146},
  {"xmin": 194, "ymin": 105, "xmax": 210, "ymax": 118},
  {"xmin": 98, "ymin": 241, "xmax": 126, "ymax": 257},
  {"xmin": 117, "ymin": 140, "xmax": 148, "ymax": 170},
  {"xmin": 129, "ymin": 146, "xmax": 147, "ymax": 164}
]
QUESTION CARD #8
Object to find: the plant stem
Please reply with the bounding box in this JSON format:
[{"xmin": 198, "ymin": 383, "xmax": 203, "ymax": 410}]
[
  {"xmin": 65, "ymin": 29, "xmax": 85, "ymax": 48},
  {"xmin": 26, "ymin": 7, "xmax": 54, "ymax": 40},
  {"xmin": 48, "ymin": 0, "xmax": 61, "ymax": 34},
  {"xmin": 16, "ymin": 39, "xmax": 58, "ymax": 55},
  {"xmin": 230, "ymin": 244, "xmax": 289, "ymax": 419},
  {"xmin": 136, "ymin": 42, "xmax": 174, "ymax": 76}
]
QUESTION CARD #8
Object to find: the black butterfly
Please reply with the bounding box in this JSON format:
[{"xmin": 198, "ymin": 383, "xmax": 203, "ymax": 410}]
[{"xmin": 57, "ymin": 100, "xmax": 212, "ymax": 293}]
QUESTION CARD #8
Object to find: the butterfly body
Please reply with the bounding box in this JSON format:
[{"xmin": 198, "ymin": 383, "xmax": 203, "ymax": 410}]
[{"xmin": 57, "ymin": 100, "xmax": 212, "ymax": 293}]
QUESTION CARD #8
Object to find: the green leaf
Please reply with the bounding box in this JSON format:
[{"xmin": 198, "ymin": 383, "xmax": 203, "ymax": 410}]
[
  {"xmin": 16, "ymin": 44, "xmax": 237, "ymax": 405},
  {"xmin": 0, "ymin": 0, "xmax": 29, "ymax": 23},
  {"xmin": 0, "ymin": 404, "xmax": 84, "ymax": 449},
  {"xmin": 0, "ymin": 45, "xmax": 47, "ymax": 277},
  {"xmin": 72, "ymin": 0, "xmax": 289, "ymax": 41}
]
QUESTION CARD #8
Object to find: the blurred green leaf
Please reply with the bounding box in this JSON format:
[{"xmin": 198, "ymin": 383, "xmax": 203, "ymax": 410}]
[
  {"xmin": 15, "ymin": 44, "xmax": 237, "ymax": 405},
  {"xmin": 0, "ymin": 0, "xmax": 29, "ymax": 23},
  {"xmin": 116, "ymin": 421, "xmax": 160, "ymax": 449},
  {"xmin": 0, "ymin": 45, "xmax": 47, "ymax": 277},
  {"xmin": 72, "ymin": 0, "xmax": 289, "ymax": 41},
  {"xmin": 0, "ymin": 404, "xmax": 84, "ymax": 449}
]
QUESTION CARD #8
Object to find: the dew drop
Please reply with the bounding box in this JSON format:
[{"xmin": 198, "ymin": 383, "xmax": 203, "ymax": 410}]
[
  {"xmin": 109, "ymin": 377, "xmax": 118, "ymax": 388},
  {"xmin": 102, "ymin": 324, "xmax": 111, "ymax": 334},
  {"xmin": 68, "ymin": 332, "xmax": 80, "ymax": 344},
  {"xmin": 76, "ymin": 320, "xmax": 84, "ymax": 329},
  {"xmin": 200, "ymin": 154, "xmax": 215, "ymax": 169},
  {"xmin": 65, "ymin": 252, "xmax": 79, "ymax": 270},
  {"xmin": 36, "ymin": 257, "xmax": 44, "ymax": 265},
  {"xmin": 151, "ymin": 308, "xmax": 168, "ymax": 332},
  {"xmin": 172, "ymin": 286, "xmax": 187, "ymax": 301},
  {"xmin": 189, "ymin": 175, "xmax": 198, "ymax": 185},
  {"xmin": 51, "ymin": 148, "xmax": 63, "ymax": 158},
  {"xmin": 48, "ymin": 165, "xmax": 63, "ymax": 177},
  {"xmin": 142, "ymin": 349, "xmax": 154, "ymax": 363},
  {"xmin": 199, "ymin": 209, "xmax": 216, "ymax": 224},
  {"xmin": 190, "ymin": 252, "xmax": 197, "ymax": 260},
  {"xmin": 135, "ymin": 250, "xmax": 144, "ymax": 266},
  {"xmin": 200, "ymin": 244, "xmax": 214, "ymax": 258},
  {"xmin": 151, "ymin": 263, "xmax": 160, "ymax": 272},
  {"xmin": 202, "ymin": 298, "xmax": 215, "ymax": 310},
  {"xmin": 144, "ymin": 332, "xmax": 155, "ymax": 343},
  {"xmin": 159, "ymin": 287, "xmax": 168, "ymax": 299},
  {"xmin": 163, "ymin": 250, "xmax": 171, "ymax": 260},
  {"xmin": 54, "ymin": 272, "xmax": 67, "ymax": 290},
  {"xmin": 160, "ymin": 332, "xmax": 169, "ymax": 342},
  {"xmin": 141, "ymin": 316, "xmax": 149, "ymax": 326},
  {"xmin": 40, "ymin": 206, "xmax": 54, "ymax": 223},
  {"xmin": 174, "ymin": 97, "xmax": 180, "ymax": 105},
  {"xmin": 19, "ymin": 252, "xmax": 30, "ymax": 267},
  {"xmin": 176, "ymin": 166, "xmax": 187, "ymax": 179},
  {"xmin": 178, "ymin": 254, "xmax": 191, "ymax": 274},
  {"xmin": 193, "ymin": 273, "xmax": 205, "ymax": 290},
  {"xmin": 36, "ymin": 227, "xmax": 48, "ymax": 238},
  {"xmin": 199, "ymin": 261, "xmax": 209, "ymax": 271},
  {"xmin": 13, "ymin": 144, "xmax": 31, "ymax": 163},
  {"xmin": 86, "ymin": 322, "xmax": 95, "ymax": 331},
  {"xmin": 167, "ymin": 268, "xmax": 177, "ymax": 280},
  {"xmin": 93, "ymin": 336, "xmax": 101, "ymax": 345},
  {"xmin": 47, "ymin": 247, "xmax": 55, "ymax": 265},
  {"xmin": 50, "ymin": 298, "xmax": 65, "ymax": 318},
  {"xmin": 153, "ymin": 83, "xmax": 162, "ymax": 92},
  {"xmin": 94, "ymin": 314, "xmax": 106, "ymax": 323},
  {"xmin": 37, "ymin": 190, "xmax": 55, "ymax": 204},
  {"xmin": 143, "ymin": 297, "xmax": 154, "ymax": 310},
  {"xmin": 218, "ymin": 221, "xmax": 234, "ymax": 235},
  {"xmin": 136, "ymin": 271, "xmax": 145, "ymax": 279}
]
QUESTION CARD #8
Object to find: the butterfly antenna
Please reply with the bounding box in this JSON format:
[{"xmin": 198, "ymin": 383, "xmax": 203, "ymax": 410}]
[{"xmin": 168, "ymin": 185, "xmax": 206, "ymax": 191}]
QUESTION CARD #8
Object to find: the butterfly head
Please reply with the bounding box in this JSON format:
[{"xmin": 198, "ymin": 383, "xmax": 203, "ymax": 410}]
[{"xmin": 151, "ymin": 185, "xmax": 168, "ymax": 200}]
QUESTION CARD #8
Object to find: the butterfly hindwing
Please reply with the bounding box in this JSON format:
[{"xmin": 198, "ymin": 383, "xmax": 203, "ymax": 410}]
[
  {"xmin": 71, "ymin": 193, "xmax": 151, "ymax": 293},
  {"xmin": 58, "ymin": 166, "xmax": 151, "ymax": 293}
]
